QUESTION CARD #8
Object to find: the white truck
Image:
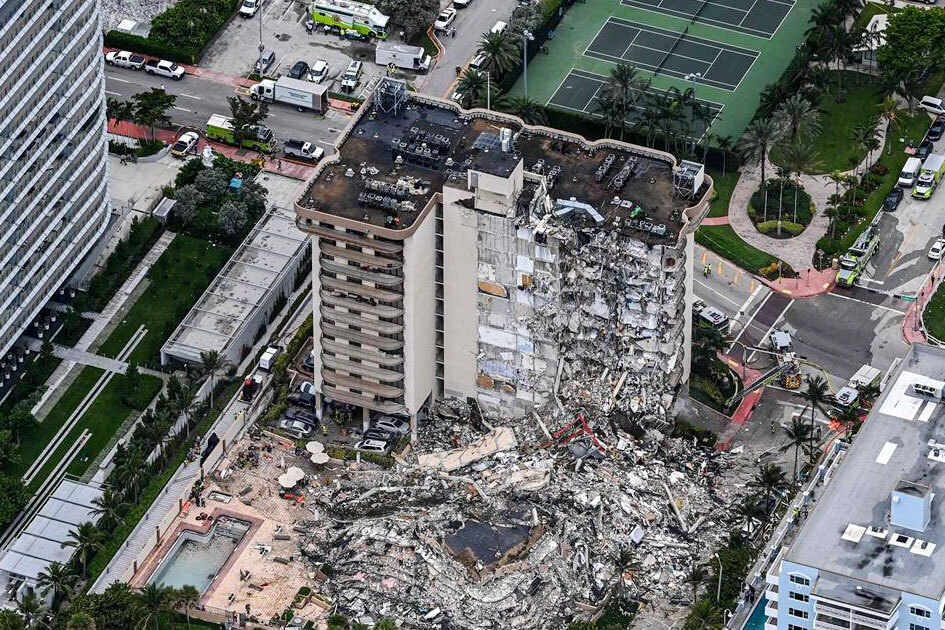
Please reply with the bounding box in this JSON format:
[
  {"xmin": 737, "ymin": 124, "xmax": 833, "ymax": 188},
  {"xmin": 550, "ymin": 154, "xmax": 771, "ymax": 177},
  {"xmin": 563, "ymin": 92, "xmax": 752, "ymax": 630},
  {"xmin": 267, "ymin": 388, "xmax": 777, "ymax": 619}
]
[
  {"xmin": 144, "ymin": 59, "xmax": 185, "ymax": 80},
  {"xmin": 375, "ymin": 42, "xmax": 431, "ymax": 72},
  {"xmin": 283, "ymin": 139, "xmax": 325, "ymax": 162},
  {"xmin": 249, "ymin": 77, "xmax": 328, "ymax": 113},
  {"xmin": 104, "ymin": 50, "xmax": 146, "ymax": 70}
]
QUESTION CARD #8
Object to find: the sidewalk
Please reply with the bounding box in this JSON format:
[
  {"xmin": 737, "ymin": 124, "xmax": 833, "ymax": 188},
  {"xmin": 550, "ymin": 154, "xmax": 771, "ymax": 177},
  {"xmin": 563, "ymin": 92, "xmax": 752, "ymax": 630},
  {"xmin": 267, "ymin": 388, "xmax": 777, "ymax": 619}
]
[
  {"xmin": 108, "ymin": 121, "xmax": 316, "ymax": 180},
  {"xmin": 764, "ymin": 267, "xmax": 836, "ymax": 298}
]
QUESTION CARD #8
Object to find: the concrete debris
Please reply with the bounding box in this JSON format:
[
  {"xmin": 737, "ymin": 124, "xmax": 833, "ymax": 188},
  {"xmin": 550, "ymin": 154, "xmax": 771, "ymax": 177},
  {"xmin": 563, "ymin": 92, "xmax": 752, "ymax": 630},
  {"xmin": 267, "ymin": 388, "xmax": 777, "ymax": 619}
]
[{"xmin": 295, "ymin": 399, "xmax": 752, "ymax": 629}]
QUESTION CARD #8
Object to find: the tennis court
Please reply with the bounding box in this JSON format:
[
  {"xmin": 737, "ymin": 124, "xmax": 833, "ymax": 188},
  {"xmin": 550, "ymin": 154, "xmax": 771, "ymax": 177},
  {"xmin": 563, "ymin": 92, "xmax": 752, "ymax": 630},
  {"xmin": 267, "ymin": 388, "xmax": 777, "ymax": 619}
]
[
  {"xmin": 549, "ymin": 68, "xmax": 724, "ymax": 137},
  {"xmin": 585, "ymin": 17, "xmax": 759, "ymax": 90},
  {"xmin": 621, "ymin": 0, "xmax": 794, "ymax": 38}
]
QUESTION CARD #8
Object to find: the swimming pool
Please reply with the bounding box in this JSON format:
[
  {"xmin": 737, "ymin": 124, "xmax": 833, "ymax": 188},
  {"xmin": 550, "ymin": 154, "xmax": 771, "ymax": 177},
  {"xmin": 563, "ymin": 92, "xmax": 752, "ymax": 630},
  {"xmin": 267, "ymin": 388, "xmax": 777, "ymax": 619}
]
[
  {"xmin": 148, "ymin": 517, "xmax": 250, "ymax": 593},
  {"xmin": 743, "ymin": 596, "xmax": 768, "ymax": 630}
]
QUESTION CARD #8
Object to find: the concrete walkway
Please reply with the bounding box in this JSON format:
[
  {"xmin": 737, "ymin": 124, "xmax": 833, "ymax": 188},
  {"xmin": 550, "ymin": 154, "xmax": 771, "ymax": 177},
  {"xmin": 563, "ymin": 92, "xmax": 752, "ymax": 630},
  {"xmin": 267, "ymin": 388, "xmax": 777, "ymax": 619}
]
[{"xmin": 727, "ymin": 119, "xmax": 889, "ymax": 271}]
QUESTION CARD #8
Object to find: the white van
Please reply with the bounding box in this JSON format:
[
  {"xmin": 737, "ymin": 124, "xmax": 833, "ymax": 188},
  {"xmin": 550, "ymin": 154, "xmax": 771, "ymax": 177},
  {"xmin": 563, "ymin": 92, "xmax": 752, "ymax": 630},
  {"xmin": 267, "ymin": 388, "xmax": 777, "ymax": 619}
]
[
  {"xmin": 919, "ymin": 95, "xmax": 945, "ymax": 117},
  {"xmin": 490, "ymin": 20, "xmax": 507, "ymax": 34},
  {"xmin": 899, "ymin": 156, "xmax": 923, "ymax": 187},
  {"xmin": 340, "ymin": 60, "xmax": 362, "ymax": 92},
  {"xmin": 259, "ymin": 346, "xmax": 281, "ymax": 371}
]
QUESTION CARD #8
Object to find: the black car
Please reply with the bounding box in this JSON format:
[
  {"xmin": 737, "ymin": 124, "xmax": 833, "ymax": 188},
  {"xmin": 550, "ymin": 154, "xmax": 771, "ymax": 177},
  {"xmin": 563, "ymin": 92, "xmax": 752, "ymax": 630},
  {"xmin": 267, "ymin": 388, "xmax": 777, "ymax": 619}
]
[
  {"xmin": 285, "ymin": 407, "xmax": 318, "ymax": 424},
  {"xmin": 917, "ymin": 139, "xmax": 934, "ymax": 160},
  {"xmin": 929, "ymin": 116, "xmax": 945, "ymax": 142},
  {"xmin": 884, "ymin": 186, "xmax": 904, "ymax": 211},
  {"xmin": 288, "ymin": 60, "xmax": 310, "ymax": 80},
  {"xmin": 288, "ymin": 391, "xmax": 317, "ymax": 408}
]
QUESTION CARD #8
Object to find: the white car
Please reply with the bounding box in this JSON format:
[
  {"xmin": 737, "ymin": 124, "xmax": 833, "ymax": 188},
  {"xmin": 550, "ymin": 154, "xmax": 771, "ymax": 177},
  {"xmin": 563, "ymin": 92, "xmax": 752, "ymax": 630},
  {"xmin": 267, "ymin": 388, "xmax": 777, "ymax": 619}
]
[
  {"xmin": 929, "ymin": 239, "xmax": 945, "ymax": 260},
  {"xmin": 374, "ymin": 416, "xmax": 410, "ymax": 435},
  {"xmin": 170, "ymin": 131, "xmax": 199, "ymax": 158},
  {"xmin": 239, "ymin": 0, "xmax": 260, "ymax": 16},
  {"xmin": 104, "ymin": 50, "xmax": 146, "ymax": 70},
  {"xmin": 298, "ymin": 380, "xmax": 316, "ymax": 395},
  {"xmin": 310, "ymin": 60, "xmax": 330, "ymax": 83},
  {"xmin": 434, "ymin": 8, "xmax": 456, "ymax": 30},
  {"xmin": 355, "ymin": 439, "xmax": 389, "ymax": 453},
  {"xmin": 145, "ymin": 59, "xmax": 185, "ymax": 80},
  {"xmin": 919, "ymin": 95, "xmax": 945, "ymax": 117}
]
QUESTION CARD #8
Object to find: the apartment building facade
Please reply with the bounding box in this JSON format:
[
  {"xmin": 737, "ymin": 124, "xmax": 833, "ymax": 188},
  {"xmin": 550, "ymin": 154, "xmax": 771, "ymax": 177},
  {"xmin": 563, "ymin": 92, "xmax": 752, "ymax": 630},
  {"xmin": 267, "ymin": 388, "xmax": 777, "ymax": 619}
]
[
  {"xmin": 765, "ymin": 344, "xmax": 945, "ymax": 630},
  {"xmin": 0, "ymin": 0, "xmax": 111, "ymax": 358},
  {"xmin": 295, "ymin": 79, "xmax": 710, "ymax": 433}
]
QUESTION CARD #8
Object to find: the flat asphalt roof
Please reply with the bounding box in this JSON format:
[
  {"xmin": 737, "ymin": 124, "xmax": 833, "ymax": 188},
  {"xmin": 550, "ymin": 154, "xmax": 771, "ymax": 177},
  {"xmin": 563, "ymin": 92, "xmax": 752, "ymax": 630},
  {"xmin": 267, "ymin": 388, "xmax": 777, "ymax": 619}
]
[{"xmin": 786, "ymin": 344, "xmax": 945, "ymax": 601}]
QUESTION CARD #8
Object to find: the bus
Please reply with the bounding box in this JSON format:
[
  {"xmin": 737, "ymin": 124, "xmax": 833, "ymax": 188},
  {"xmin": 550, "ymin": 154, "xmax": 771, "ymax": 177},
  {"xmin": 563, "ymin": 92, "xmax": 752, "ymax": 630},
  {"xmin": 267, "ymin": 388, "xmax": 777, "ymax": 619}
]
[
  {"xmin": 835, "ymin": 225, "xmax": 879, "ymax": 288},
  {"xmin": 311, "ymin": 0, "xmax": 389, "ymax": 39},
  {"xmin": 205, "ymin": 114, "xmax": 274, "ymax": 153}
]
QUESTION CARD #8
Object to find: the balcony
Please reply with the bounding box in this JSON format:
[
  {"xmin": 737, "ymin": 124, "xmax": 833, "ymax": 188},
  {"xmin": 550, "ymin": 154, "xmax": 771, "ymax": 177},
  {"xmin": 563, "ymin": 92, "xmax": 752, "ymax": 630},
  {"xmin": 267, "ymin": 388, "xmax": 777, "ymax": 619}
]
[
  {"xmin": 322, "ymin": 355, "xmax": 404, "ymax": 382},
  {"xmin": 322, "ymin": 323, "xmax": 404, "ymax": 351},
  {"xmin": 320, "ymin": 290, "xmax": 404, "ymax": 318},
  {"xmin": 322, "ymin": 339, "xmax": 403, "ymax": 367},
  {"xmin": 305, "ymin": 223, "xmax": 403, "ymax": 253},
  {"xmin": 765, "ymin": 599, "xmax": 778, "ymax": 618},
  {"xmin": 320, "ymin": 243, "xmax": 402, "ymax": 269},
  {"xmin": 766, "ymin": 585, "xmax": 778, "ymax": 602},
  {"xmin": 321, "ymin": 259, "xmax": 404, "ymax": 287},
  {"xmin": 322, "ymin": 306, "xmax": 404, "ymax": 335},
  {"xmin": 764, "ymin": 617, "xmax": 776, "ymax": 630},
  {"xmin": 322, "ymin": 370, "xmax": 403, "ymax": 398},
  {"xmin": 321, "ymin": 384, "xmax": 406, "ymax": 415},
  {"xmin": 320, "ymin": 276, "xmax": 402, "ymax": 303}
]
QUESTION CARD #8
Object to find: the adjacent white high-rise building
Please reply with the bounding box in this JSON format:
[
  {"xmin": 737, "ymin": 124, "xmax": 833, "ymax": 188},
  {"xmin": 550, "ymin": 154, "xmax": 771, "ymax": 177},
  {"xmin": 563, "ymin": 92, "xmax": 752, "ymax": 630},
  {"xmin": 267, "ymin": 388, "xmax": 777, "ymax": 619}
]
[{"xmin": 0, "ymin": 0, "xmax": 111, "ymax": 357}]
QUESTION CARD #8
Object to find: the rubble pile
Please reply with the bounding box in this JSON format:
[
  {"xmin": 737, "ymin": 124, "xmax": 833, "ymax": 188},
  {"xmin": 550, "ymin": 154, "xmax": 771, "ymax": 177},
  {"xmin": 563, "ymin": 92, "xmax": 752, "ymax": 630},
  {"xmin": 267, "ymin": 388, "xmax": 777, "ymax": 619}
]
[
  {"xmin": 531, "ymin": 222, "xmax": 687, "ymax": 432},
  {"xmin": 100, "ymin": 0, "xmax": 177, "ymax": 30},
  {"xmin": 297, "ymin": 400, "xmax": 751, "ymax": 629}
]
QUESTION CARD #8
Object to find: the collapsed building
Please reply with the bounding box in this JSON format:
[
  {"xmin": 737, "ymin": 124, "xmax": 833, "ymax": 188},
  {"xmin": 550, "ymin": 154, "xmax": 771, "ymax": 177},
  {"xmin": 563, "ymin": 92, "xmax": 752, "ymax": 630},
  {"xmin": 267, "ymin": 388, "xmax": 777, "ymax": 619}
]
[
  {"xmin": 294, "ymin": 78, "xmax": 712, "ymax": 433},
  {"xmin": 295, "ymin": 399, "xmax": 753, "ymax": 629}
]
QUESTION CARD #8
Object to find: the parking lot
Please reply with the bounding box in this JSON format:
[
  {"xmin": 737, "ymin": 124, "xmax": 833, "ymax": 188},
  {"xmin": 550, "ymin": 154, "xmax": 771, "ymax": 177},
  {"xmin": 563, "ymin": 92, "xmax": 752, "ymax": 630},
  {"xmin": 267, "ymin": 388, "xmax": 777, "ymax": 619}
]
[{"xmin": 201, "ymin": 0, "xmax": 390, "ymax": 96}]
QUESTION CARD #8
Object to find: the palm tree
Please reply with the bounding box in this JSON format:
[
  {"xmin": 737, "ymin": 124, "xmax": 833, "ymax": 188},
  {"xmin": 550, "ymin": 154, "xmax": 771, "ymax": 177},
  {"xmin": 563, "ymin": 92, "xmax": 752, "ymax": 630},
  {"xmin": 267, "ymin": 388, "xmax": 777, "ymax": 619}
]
[
  {"xmin": 476, "ymin": 31, "xmax": 518, "ymax": 76},
  {"xmin": 685, "ymin": 597, "xmax": 723, "ymax": 629},
  {"xmin": 606, "ymin": 64, "xmax": 647, "ymax": 140},
  {"xmin": 799, "ymin": 375, "xmax": 831, "ymax": 459},
  {"xmin": 749, "ymin": 463, "xmax": 788, "ymax": 516},
  {"xmin": 61, "ymin": 522, "xmax": 104, "ymax": 577},
  {"xmin": 135, "ymin": 584, "xmax": 171, "ymax": 630},
  {"xmin": 774, "ymin": 94, "xmax": 821, "ymax": 142},
  {"xmin": 90, "ymin": 488, "xmax": 127, "ymax": 531},
  {"xmin": 736, "ymin": 494, "xmax": 764, "ymax": 541},
  {"xmin": 199, "ymin": 350, "xmax": 232, "ymax": 409},
  {"xmin": 716, "ymin": 136, "xmax": 734, "ymax": 176},
  {"xmin": 738, "ymin": 118, "xmax": 782, "ymax": 189},
  {"xmin": 781, "ymin": 416, "xmax": 812, "ymax": 482},
  {"xmin": 116, "ymin": 449, "xmax": 145, "ymax": 502},
  {"xmin": 779, "ymin": 140, "xmax": 822, "ymax": 224},
  {"xmin": 685, "ymin": 561, "xmax": 708, "ymax": 602},
  {"xmin": 594, "ymin": 90, "xmax": 624, "ymax": 139},
  {"xmin": 507, "ymin": 96, "xmax": 547, "ymax": 126},
  {"xmin": 16, "ymin": 593, "xmax": 43, "ymax": 629},
  {"xmin": 456, "ymin": 68, "xmax": 487, "ymax": 109},
  {"xmin": 877, "ymin": 95, "xmax": 899, "ymax": 154},
  {"xmin": 174, "ymin": 585, "xmax": 201, "ymax": 629},
  {"xmin": 66, "ymin": 613, "xmax": 96, "ymax": 630},
  {"xmin": 35, "ymin": 562, "xmax": 74, "ymax": 610},
  {"xmin": 851, "ymin": 116, "xmax": 882, "ymax": 171},
  {"xmin": 835, "ymin": 405, "xmax": 861, "ymax": 433},
  {"xmin": 858, "ymin": 381, "xmax": 881, "ymax": 407},
  {"xmin": 106, "ymin": 97, "xmax": 135, "ymax": 125}
]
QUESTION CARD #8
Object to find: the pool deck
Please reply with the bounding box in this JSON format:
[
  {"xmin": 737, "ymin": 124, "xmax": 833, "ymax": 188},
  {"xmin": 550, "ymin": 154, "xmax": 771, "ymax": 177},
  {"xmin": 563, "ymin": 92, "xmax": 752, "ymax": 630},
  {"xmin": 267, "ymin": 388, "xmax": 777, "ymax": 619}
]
[{"xmin": 128, "ymin": 434, "xmax": 333, "ymax": 624}]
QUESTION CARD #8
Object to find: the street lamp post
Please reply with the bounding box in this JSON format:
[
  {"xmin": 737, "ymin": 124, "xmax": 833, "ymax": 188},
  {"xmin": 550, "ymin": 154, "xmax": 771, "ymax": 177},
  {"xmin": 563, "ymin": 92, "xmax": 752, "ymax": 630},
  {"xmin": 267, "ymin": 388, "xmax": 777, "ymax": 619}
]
[
  {"xmin": 485, "ymin": 71, "xmax": 491, "ymax": 110},
  {"xmin": 685, "ymin": 72, "xmax": 701, "ymax": 154},
  {"xmin": 715, "ymin": 552, "xmax": 723, "ymax": 602},
  {"xmin": 257, "ymin": 2, "xmax": 265, "ymax": 77},
  {"xmin": 522, "ymin": 29, "xmax": 534, "ymax": 99}
]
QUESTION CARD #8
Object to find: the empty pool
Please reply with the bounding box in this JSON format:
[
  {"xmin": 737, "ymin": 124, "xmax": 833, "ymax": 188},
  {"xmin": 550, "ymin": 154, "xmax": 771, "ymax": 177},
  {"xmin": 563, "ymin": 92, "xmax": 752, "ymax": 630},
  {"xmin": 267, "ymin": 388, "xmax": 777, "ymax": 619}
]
[{"xmin": 148, "ymin": 517, "xmax": 250, "ymax": 593}]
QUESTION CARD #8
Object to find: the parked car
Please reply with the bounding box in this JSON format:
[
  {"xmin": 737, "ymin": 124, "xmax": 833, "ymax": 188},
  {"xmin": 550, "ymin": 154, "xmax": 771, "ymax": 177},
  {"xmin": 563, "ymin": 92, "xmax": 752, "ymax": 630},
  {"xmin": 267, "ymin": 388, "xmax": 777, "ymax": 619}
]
[
  {"xmin": 884, "ymin": 186, "xmax": 904, "ymax": 211},
  {"xmin": 310, "ymin": 60, "xmax": 330, "ymax": 83},
  {"xmin": 340, "ymin": 60, "xmax": 362, "ymax": 92},
  {"xmin": 288, "ymin": 391, "xmax": 317, "ymax": 408},
  {"xmin": 919, "ymin": 95, "xmax": 945, "ymax": 117},
  {"xmin": 434, "ymin": 7, "xmax": 457, "ymax": 30},
  {"xmin": 104, "ymin": 50, "xmax": 146, "ymax": 70},
  {"xmin": 374, "ymin": 415, "xmax": 410, "ymax": 435},
  {"xmin": 255, "ymin": 49, "xmax": 276, "ymax": 74},
  {"xmin": 298, "ymin": 380, "xmax": 316, "ymax": 395},
  {"xmin": 288, "ymin": 60, "xmax": 311, "ymax": 80},
  {"xmin": 239, "ymin": 0, "xmax": 261, "ymax": 17},
  {"xmin": 170, "ymin": 131, "xmax": 199, "ymax": 158},
  {"xmin": 302, "ymin": 351, "xmax": 315, "ymax": 372},
  {"xmin": 354, "ymin": 439, "xmax": 389, "ymax": 453},
  {"xmin": 341, "ymin": 29, "xmax": 369, "ymax": 41},
  {"xmin": 454, "ymin": 0, "xmax": 473, "ymax": 7},
  {"xmin": 917, "ymin": 139, "xmax": 934, "ymax": 161},
  {"xmin": 363, "ymin": 428, "xmax": 392, "ymax": 442},
  {"xmin": 929, "ymin": 116, "xmax": 945, "ymax": 141},
  {"xmin": 929, "ymin": 238, "xmax": 945, "ymax": 260},
  {"xmin": 279, "ymin": 419, "xmax": 316, "ymax": 439},
  {"xmin": 145, "ymin": 59, "xmax": 185, "ymax": 80},
  {"xmin": 285, "ymin": 407, "xmax": 318, "ymax": 424}
]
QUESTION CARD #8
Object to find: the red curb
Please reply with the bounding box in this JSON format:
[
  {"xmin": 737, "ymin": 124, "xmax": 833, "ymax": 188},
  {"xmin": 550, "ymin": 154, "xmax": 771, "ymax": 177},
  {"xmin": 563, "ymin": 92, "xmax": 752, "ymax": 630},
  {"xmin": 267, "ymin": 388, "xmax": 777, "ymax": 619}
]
[
  {"xmin": 762, "ymin": 267, "xmax": 836, "ymax": 298},
  {"xmin": 700, "ymin": 216, "xmax": 730, "ymax": 226}
]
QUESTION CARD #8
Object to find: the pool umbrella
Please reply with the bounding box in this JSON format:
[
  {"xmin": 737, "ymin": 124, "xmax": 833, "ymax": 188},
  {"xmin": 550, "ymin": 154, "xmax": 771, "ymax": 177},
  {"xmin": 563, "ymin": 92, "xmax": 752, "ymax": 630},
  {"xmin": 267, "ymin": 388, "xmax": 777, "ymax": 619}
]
[
  {"xmin": 287, "ymin": 466, "xmax": 305, "ymax": 482},
  {"xmin": 310, "ymin": 452, "xmax": 329, "ymax": 465},
  {"xmin": 306, "ymin": 441, "xmax": 324, "ymax": 454},
  {"xmin": 278, "ymin": 473, "xmax": 296, "ymax": 489}
]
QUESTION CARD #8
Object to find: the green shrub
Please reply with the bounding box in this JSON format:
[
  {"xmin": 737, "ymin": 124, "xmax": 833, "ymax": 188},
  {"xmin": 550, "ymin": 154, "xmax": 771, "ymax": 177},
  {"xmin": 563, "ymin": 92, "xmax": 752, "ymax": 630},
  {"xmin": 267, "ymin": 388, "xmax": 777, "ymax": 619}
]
[
  {"xmin": 755, "ymin": 220, "xmax": 806, "ymax": 236},
  {"xmin": 135, "ymin": 139, "xmax": 165, "ymax": 158},
  {"xmin": 104, "ymin": 30, "xmax": 196, "ymax": 64},
  {"xmin": 327, "ymin": 91, "xmax": 364, "ymax": 105},
  {"xmin": 748, "ymin": 179, "xmax": 813, "ymax": 227},
  {"xmin": 175, "ymin": 158, "xmax": 206, "ymax": 187}
]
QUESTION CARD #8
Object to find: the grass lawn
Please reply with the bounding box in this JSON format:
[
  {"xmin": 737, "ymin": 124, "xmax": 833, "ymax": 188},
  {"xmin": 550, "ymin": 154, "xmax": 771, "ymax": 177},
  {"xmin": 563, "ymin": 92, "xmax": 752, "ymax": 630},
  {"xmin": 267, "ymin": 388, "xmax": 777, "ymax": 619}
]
[
  {"xmin": 696, "ymin": 225, "xmax": 778, "ymax": 273},
  {"xmin": 925, "ymin": 283, "xmax": 945, "ymax": 343},
  {"xmin": 99, "ymin": 235, "xmax": 232, "ymax": 366},
  {"xmin": 781, "ymin": 71, "xmax": 887, "ymax": 173},
  {"xmin": 819, "ymin": 110, "xmax": 931, "ymax": 256},
  {"xmin": 707, "ymin": 169, "xmax": 739, "ymax": 218},
  {"xmin": 852, "ymin": 2, "xmax": 893, "ymax": 30}
]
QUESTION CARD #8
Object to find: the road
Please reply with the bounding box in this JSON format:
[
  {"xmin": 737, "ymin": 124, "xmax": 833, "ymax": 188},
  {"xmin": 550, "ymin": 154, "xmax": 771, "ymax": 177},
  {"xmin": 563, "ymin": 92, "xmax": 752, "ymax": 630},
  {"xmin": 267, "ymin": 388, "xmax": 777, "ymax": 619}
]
[{"xmin": 104, "ymin": 66, "xmax": 346, "ymax": 150}]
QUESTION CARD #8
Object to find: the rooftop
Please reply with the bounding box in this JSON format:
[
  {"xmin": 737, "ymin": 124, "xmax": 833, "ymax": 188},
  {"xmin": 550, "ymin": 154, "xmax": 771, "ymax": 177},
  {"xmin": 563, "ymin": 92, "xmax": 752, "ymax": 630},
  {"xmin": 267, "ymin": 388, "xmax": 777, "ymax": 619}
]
[
  {"xmin": 786, "ymin": 344, "xmax": 945, "ymax": 600},
  {"xmin": 296, "ymin": 87, "xmax": 700, "ymax": 242}
]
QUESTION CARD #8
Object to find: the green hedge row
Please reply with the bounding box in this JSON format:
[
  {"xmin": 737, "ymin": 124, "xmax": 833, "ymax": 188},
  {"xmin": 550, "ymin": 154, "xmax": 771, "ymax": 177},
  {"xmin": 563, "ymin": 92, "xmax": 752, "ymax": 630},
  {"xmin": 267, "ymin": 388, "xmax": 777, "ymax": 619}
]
[{"xmin": 104, "ymin": 0, "xmax": 239, "ymax": 64}]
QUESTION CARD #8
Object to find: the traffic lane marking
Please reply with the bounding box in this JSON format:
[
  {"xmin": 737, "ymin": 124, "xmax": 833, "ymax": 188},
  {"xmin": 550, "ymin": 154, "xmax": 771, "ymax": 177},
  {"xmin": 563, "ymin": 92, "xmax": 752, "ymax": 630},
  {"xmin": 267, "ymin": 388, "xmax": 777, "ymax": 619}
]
[
  {"xmin": 825, "ymin": 291, "xmax": 906, "ymax": 315},
  {"xmin": 747, "ymin": 298, "xmax": 794, "ymax": 363},
  {"xmin": 695, "ymin": 279, "xmax": 744, "ymax": 311}
]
